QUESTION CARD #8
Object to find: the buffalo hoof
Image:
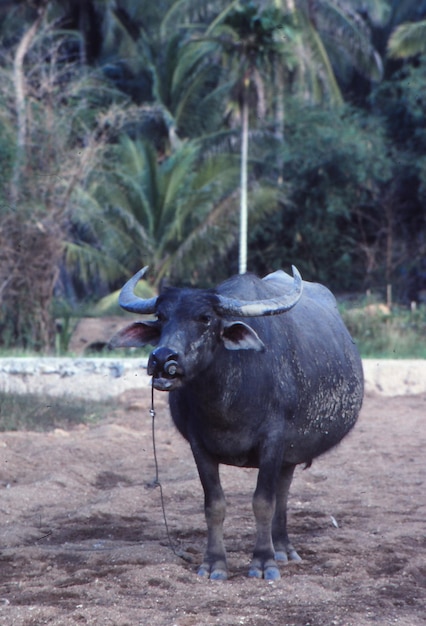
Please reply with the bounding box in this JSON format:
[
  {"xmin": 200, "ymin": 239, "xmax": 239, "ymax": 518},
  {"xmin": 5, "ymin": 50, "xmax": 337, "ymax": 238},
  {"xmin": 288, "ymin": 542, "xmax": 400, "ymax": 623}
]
[
  {"xmin": 210, "ymin": 569, "xmax": 228, "ymax": 581},
  {"xmin": 248, "ymin": 565, "xmax": 281, "ymax": 580},
  {"xmin": 248, "ymin": 558, "xmax": 281, "ymax": 580},
  {"xmin": 198, "ymin": 564, "xmax": 228, "ymax": 581},
  {"xmin": 274, "ymin": 546, "xmax": 302, "ymax": 564}
]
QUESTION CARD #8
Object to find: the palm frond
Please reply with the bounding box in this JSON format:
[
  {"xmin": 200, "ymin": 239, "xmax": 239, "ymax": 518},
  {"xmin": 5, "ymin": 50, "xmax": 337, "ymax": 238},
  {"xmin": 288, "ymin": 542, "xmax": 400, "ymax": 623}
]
[
  {"xmin": 205, "ymin": 0, "xmax": 241, "ymax": 35},
  {"xmin": 106, "ymin": 138, "xmax": 158, "ymax": 234},
  {"xmin": 339, "ymin": 0, "xmax": 391, "ymax": 27},
  {"xmin": 171, "ymin": 39, "xmax": 218, "ymax": 95},
  {"xmin": 167, "ymin": 189, "xmax": 240, "ymax": 283},
  {"xmin": 388, "ymin": 20, "xmax": 426, "ymax": 58},
  {"xmin": 302, "ymin": 19, "xmax": 344, "ymax": 105},
  {"xmin": 103, "ymin": 204, "xmax": 153, "ymax": 251},
  {"xmin": 387, "ymin": 0, "xmax": 426, "ymax": 31},
  {"xmin": 173, "ymin": 63, "xmax": 224, "ymax": 133},
  {"xmin": 160, "ymin": 0, "xmax": 235, "ymax": 39},
  {"xmin": 158, "ymin": 145, "xmax": 200, "ymax": 243},
  {"xmin": 63, "ymin": 241, "xmax": 128, "ymax": 289},
  {"xmin": 314, "ymin": 0, "xmax": 383, "ymax": 82}
]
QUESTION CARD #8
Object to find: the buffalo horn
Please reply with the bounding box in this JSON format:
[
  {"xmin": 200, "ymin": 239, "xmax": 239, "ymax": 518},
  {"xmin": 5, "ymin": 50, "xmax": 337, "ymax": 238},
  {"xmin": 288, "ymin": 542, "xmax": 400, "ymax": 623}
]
[
  {"xmin": 216, "ymin": 266, "xmax": 303, "ymax": 317},
  {"xmin": 118, "ymin": 266, "xmax": 158, "ymax": 314}
]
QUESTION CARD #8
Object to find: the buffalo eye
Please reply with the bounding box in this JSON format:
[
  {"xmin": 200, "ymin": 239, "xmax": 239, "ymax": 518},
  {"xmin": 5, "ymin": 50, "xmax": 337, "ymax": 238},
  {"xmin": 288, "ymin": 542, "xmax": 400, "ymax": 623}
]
[
  {"xmin": 197, "ymin": 313, "xmax": 212, "ymax": 325},
  {"xmin": 156, "ymin": 311, "xmax": 167, "ymax": 323}
]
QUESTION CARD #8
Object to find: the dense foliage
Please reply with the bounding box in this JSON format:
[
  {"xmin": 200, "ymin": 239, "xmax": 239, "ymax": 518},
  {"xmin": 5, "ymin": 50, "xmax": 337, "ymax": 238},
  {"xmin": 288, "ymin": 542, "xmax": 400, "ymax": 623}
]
[{"xmin": 0, "ymin": 0, "xmax": 425, "ymax": 350}]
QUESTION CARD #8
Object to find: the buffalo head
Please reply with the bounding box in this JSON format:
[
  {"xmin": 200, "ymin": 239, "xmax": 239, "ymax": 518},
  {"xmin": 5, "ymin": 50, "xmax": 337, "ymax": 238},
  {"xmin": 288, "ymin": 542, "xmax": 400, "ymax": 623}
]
[{"xmin": 110, "ymin": 266, "xmax": 303, "ymax": 391}]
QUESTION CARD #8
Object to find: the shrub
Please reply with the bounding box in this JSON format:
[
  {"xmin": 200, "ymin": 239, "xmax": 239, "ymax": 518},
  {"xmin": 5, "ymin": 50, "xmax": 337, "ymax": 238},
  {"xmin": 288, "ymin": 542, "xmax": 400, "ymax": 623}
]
[{"xmin": 341, "ymin": 302, "xmax": 426, "ymax": 358}]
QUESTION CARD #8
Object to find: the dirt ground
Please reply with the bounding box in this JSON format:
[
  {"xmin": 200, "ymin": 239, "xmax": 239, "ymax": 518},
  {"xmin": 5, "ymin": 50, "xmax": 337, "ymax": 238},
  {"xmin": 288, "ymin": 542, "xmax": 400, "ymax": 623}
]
[{"xmin": 0, "ymin": 389, "xmax": 425, "ymax": 626}]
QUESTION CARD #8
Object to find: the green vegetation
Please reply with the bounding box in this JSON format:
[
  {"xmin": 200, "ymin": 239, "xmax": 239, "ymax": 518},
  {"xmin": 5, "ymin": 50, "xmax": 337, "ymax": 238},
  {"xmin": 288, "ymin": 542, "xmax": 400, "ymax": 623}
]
[
  {"xmin": 0, "ymin": 1, "xmax": 425, "ymax": 353},
  {"xmin": 342, "ymin": 303, "xmax": 426, "ymax": 359},
  {"xmin": 0, "ymin": 392, "xmax": 109, "ymax": 432}
]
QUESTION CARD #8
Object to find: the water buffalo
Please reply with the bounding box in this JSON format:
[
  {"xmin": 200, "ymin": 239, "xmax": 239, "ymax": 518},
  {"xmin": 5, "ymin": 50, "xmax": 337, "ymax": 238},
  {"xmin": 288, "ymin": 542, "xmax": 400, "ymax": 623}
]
[{"xmin": 110, "ymin": 266, "xmax": 364, "ymax": 580}]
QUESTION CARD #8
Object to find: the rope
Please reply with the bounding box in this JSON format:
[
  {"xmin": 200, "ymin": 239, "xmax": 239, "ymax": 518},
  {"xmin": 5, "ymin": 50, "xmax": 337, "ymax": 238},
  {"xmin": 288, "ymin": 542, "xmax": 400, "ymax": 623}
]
[{"xmin": 149, "ymin": 380, "xmax": 190, "ymax": 562}]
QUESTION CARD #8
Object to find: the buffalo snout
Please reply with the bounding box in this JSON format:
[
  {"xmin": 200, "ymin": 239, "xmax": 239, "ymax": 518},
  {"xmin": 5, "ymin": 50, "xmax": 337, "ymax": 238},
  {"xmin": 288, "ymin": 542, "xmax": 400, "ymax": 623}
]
[{"xmin": 148, "ymin": 346, "xmax": 181, "ymax": 381}]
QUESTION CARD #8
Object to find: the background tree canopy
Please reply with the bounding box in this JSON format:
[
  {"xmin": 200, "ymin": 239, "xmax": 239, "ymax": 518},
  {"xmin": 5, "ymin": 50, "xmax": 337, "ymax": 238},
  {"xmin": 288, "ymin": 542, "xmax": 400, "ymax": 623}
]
[{"xmin": 0, "ymin": 0, "xmax": 425, "ymax": 350}]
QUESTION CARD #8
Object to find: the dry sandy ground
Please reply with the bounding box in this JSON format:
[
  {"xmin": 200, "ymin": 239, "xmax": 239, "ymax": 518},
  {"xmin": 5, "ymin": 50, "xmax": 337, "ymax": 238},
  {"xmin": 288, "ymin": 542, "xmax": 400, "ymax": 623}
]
[{"xmin": 0, "ymin": 389, "xmax": 425, "ymax": 626}]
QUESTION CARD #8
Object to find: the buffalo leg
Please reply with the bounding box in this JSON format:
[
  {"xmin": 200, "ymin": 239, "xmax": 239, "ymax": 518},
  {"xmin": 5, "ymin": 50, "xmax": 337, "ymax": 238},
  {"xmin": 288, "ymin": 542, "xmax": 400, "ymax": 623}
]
[
  {"xmin": 272, "ymin": 464, "xmax": 302, "ymax": 563},
  {"xmin": 249, "ymin": 455, "xmax": 282, "ymax": 580},
  {"xmin": 190, "ymin": 441, "xmax": 228, "ymax": 580}
]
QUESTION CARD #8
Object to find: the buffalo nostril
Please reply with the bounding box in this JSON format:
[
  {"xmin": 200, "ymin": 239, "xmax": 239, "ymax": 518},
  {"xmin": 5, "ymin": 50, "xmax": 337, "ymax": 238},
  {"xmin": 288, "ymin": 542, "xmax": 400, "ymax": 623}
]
[
  {"xmin": 164, "ymin": 360, "xmax": 178, "ymax": 377},
  {"xmin": 149, "ymin": 347, "xmax": 179, "ymax": 378},
  {"xmin": 147, "ymin": 353, "xmax": 157, "ymax": 376}
]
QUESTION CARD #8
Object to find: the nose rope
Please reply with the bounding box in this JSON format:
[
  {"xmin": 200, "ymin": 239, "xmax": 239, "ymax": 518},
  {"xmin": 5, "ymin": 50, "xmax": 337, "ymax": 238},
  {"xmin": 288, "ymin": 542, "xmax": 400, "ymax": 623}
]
[{"xmin": 149, "ymin": 380, "xmax": 191, "ymax": 563}]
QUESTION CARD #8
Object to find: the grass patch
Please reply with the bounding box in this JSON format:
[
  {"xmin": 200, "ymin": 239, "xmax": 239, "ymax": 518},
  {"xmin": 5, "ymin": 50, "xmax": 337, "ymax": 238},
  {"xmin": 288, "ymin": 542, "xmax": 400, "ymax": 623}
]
[
  {"xmin": 0, "ymin": 349, "xmax": 43, "ymax": 358},
  {"xmin": 341, "ymin": 303, "xmax": 426, "ymax": 359},
  {"xmin": 0, "ymin": 392, "xmax": 110, "ymax": 432},
  {"xmin": 0, "ymin": 347, "xmax": 150, "ymax": 358}
]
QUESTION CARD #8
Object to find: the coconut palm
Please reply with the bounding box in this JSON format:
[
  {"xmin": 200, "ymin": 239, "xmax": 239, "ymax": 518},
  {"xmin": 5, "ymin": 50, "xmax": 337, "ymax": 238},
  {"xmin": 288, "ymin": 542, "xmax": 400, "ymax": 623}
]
[
  {"xmin": 65, "ymin": 129, "xmax": 288, "ymax": 290},
  {"xmin": 65, "ymin": 137, "xmax": 241, "ymax": 288},
  {"xmin": 182, "ymin": 1, "xmax": 299, "ymax": 273},
  {"xmin": 184, "ymin": 1, "xmax": 386, "ymax": 273}
]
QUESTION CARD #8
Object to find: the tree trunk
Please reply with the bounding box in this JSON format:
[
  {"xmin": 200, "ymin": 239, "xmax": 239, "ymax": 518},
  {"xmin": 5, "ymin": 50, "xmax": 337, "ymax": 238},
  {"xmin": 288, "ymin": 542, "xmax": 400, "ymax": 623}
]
[
  {"xmin": 273, "ymin": 58, "xmax": 285, "ymax": 143},
  {"xmin": 239, "ymin": 79, "xmax": 250, "ymax": 275}
]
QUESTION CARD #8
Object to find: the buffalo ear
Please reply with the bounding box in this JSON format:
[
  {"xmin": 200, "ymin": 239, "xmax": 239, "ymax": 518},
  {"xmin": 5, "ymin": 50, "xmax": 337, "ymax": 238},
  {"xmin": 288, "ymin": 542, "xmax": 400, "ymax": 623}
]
[
  {"xmin": 109, "ymin": 321, "xmax": 160, "ymax": 349},
  {"xmin": 221, "ymin": 321, "xmax": 265, "ymax": 352}
]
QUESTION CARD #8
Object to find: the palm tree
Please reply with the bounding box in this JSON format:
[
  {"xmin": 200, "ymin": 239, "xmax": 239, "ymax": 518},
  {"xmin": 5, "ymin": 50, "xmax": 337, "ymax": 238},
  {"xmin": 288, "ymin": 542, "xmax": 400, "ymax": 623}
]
[
  {"xmin": 65, "ymin": 128, "xmax": 286, "ymax": 290},
  {"xmin": 182, "ymin": 1, "xmax": 387, "ymax": 274},
  {"xmin": 186, "ymin": 1, "xmax": 298, "ymax": 273},
  {"xmin": 65, "ymin": 137, "xmax": 242, "ymax": 288}
]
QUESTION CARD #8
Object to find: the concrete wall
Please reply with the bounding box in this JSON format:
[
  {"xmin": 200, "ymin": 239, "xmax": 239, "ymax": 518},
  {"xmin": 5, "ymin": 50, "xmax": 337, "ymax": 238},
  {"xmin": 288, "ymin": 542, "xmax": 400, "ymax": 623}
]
[
  {"xmin": 0, "ymin": 358, "xmax": 150, "ymax": 400},
  {"xmin": 0, "ymin": 358, "xmax": 425, "ymax": 400}
]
